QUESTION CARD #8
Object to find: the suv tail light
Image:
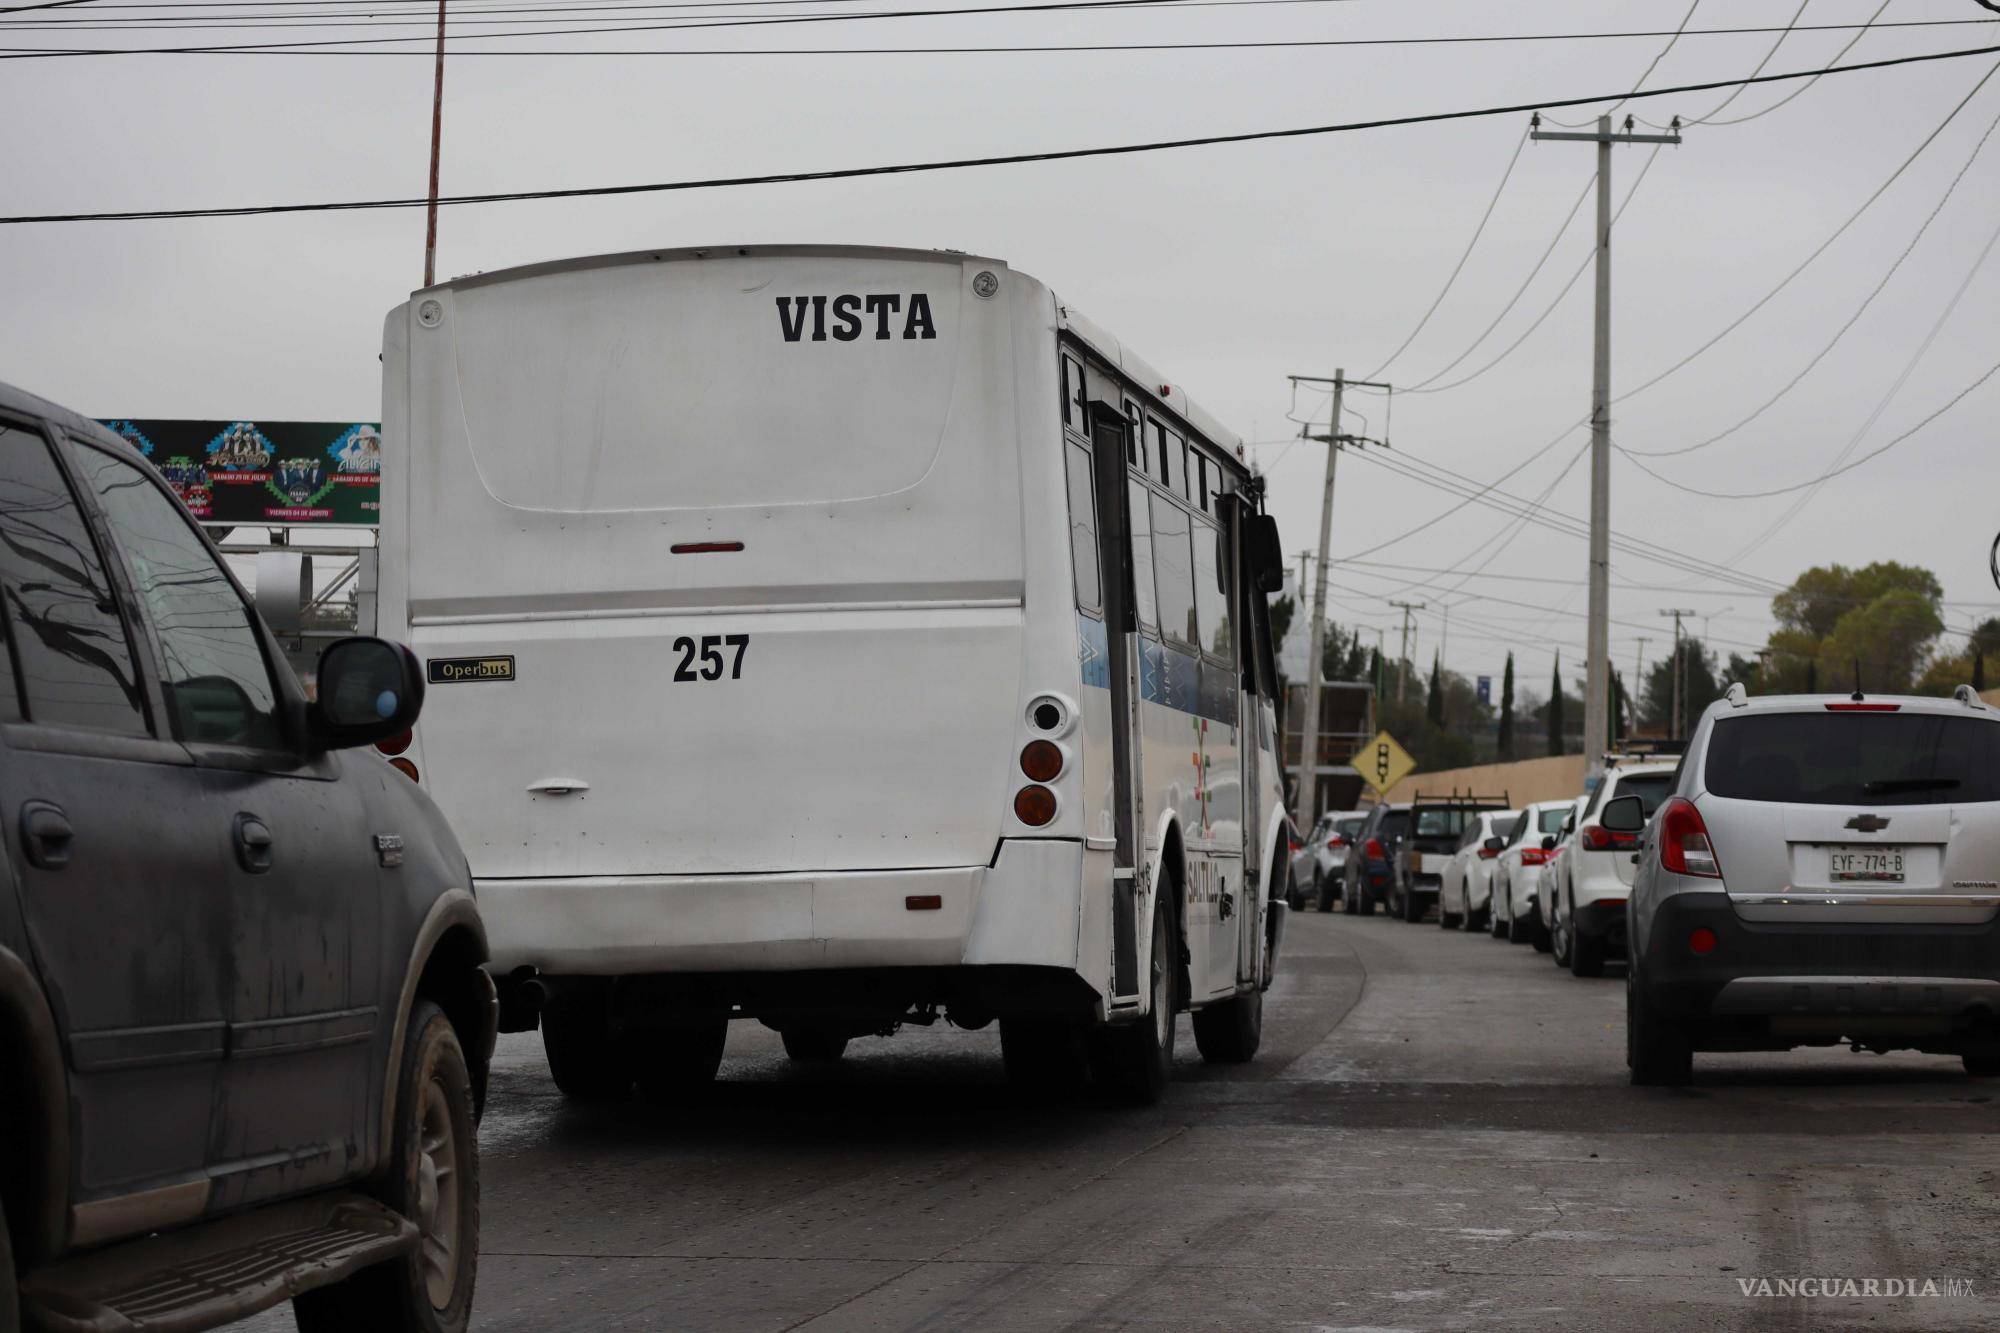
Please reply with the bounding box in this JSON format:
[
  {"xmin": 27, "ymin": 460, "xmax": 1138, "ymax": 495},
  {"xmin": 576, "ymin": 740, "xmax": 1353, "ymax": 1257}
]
[
  {"xmin": 1658, "ymin": 797, "xmax": 1721, "ymax": 877},
  {"xmin": 1521, "ymin": 847, "xmax": 1550, "ymax": 866},
  {"xmin": 1327, "ymin": 834, "xmax": 1345, "ymax": 849},
  {"xmin": 1364, "ymin": 837, "xmax": 1386, "ymax": 861},
  {"xmin": 1580, "ymin": 824, "xmax": 1636, "ymax": 851},
  {"xmin": 1477, "ymin": 845, "xmax": 1499, "ymax": 860}
]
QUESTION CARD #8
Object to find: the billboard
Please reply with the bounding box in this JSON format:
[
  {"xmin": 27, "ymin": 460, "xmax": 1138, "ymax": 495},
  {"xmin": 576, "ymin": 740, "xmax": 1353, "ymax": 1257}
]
[{"xmin": 100, "ymin": 420, "xmax": 381, "ymax": 526}]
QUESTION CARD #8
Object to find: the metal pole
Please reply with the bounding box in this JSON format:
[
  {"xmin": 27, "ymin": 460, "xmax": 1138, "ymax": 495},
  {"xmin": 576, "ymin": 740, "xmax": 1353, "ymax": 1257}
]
[
  {"xmin": 423, "ymin": 0, "xmax": 447, "ymax": 288},
  {"xmin": 1658, "ymin": 610, "xmax": 1695, "ymax": 739},
  {"xmin": 1582, "ymin": 113, "xmax": 1613, "ymax": 784},
  {"xmin": 1294, "ymin": 370, "xmax": 1344, "ymax": 831},
  {"xmin": 1391, "ymin": 600, "xmax": 1425, "ymax": 706}
]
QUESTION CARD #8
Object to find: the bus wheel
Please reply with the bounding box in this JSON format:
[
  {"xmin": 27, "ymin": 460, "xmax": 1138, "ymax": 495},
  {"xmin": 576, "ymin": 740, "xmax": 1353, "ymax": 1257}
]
[
  {"xmin": 1191, "ymin": 986, "xmax": 1262, "ymax": 1064},
  {"xmin": 781, "ymin": 1028, "xmax": 849, "ymax": 1063},
  {"xmin": 1000, "ymin": 1019, "xmax": 1088, "ymax": 1093},
  {"xmin": 1089, "ymin": 906, "xmax": 1178, "ymax": 1104},
  {"xmin": 631, "ymin": 1018, "xmax": 727, "ymax": 1104},
  {"xmin": 540, "ymin": 983, "xmax": 631, "ymax": 1102}
]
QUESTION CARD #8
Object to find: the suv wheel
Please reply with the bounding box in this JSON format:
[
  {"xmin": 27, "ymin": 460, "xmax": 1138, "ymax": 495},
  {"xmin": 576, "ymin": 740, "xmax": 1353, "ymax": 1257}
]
[
  {"xmin": 1314, "ymin": 870, "xmax": 1334, "ymax": 913},
  {"xmin": 1, "ymin": 1190, "xmax": 15, "ymax": 1333},
  {"xmin": 1192, "ymin": 985, "xmax": 1262, "ymax": 1064},
  {"xmin": 540, "ymin": 984, "xmax": 631, "ymax": 1101},
  {"xmin": 631, "ymin": 1019, "xmax": 729, "ymax": 1103},
  {"xmin": 1551, "ymin": 893, "xmax": 1574, "ymax": 967},
  {"xmin": 295, "ymin": 1000, "xmax": 479, "ymax": 1333},
  {"xmin": 1627, "ymin": 960, "xmax": 1693, "ymax": 1086},
  {"xmin": 1489, "ymin": 886, "xmax": 1509, "ymax": 939},
  {"xmin": 781, "ymin": 1027, "xmax": 849, "ymax": 1062},
  {"xmin": 1569, "ymin": 905, "xmax": 1607, "ymax": 979},
  {"xmin": 1963, "ymin": 1053, "xmax": 2000, "ymax": 1077}
]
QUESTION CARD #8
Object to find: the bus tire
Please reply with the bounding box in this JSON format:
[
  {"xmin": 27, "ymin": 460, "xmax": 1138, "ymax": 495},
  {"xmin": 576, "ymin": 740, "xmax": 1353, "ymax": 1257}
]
[
  {"xmin": 631, "ymin": 1019, "xmax": 728, "ymax": 1104},
  {"xmin": 1090, "ymin": 905, "xmax": 1178, "ymax": 1104},
  {"xmin": 540, "ymin": 984, "xmax": 631, "ymax": 1102},
  {"xmin": 1191, "ymin": 987, "xmax": 1261, "ymax": 1064},
  {"xmin": 781, "ymin": 1028, "xmax": 849, "ymax": 1063},
  {"xmin": 1000, "ymin": 1019, "xmax": 1088, "ymax": 1093},
  {"xmin": 1, "ymin": 1187, "xmax": 16, "ymax": 1333}
]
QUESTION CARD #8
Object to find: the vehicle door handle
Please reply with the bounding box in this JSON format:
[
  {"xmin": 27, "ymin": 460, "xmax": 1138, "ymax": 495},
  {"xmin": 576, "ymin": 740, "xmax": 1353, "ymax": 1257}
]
[
  {"xmin": 20, "ymin": 802, "xmax": 73, "ymax": 871},
  {"xmin": 234, "ymin": 814, "xmax": 274, "ymax": 874}
]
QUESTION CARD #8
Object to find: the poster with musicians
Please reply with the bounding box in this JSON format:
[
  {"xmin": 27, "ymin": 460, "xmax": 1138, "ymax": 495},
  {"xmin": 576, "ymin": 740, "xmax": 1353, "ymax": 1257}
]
[{"xmin": 100, "ymin": 419, "xmax": 381, "ymax": 525}]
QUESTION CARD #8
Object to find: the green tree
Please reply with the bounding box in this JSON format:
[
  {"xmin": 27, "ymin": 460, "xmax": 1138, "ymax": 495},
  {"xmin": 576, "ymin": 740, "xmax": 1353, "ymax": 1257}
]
[
  {"xmin": 1764, "ymin": 561, "xmax": 1944, "ymax": 693},
  {"xmin": 1426, "ymin": 650, "xmax": 1445, "ymax": 726},
  {"xmin": 1548, "ymin": 653, "xmax": 1566, "ymax": 757},
  {"xmin": 1497, "ymin": 652, "xmax": 1517, "ymax": 760},
  {"xmin": 1643, "ymin": 636, "xmax": 1722, "ymax": 732}
]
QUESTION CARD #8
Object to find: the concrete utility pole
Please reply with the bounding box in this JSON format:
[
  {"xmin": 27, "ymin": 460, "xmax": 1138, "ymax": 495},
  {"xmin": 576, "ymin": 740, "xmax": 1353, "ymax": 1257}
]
[
  {"xmin": 1532, "ymin": 111, "xmax": 1682, "ymax": 782},
  {"xmin": 423, "ymin": 0, "xmax": 448, "ymax": 288},
  {"xmin": 1286, "ymin": 368, "xmax": 1392, "ymax": 830},
  {"xmin": 1660, "ymin": 608, "xmax": 1696, "ymax": 739},
  {"xmin": 1390, "ymin": 600, "xmax": 1426, "ymax": 706}
]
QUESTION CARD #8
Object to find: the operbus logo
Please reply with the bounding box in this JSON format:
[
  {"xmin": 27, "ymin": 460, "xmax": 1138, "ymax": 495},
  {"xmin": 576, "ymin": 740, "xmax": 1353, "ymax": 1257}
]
[
  {"xmin": 1735, "ymin": 1277, "xmax": 1975, "ymax": 1299},
  {"xmin": 774, "ymin": 294, "xmax": 938, "ymax": 343}
]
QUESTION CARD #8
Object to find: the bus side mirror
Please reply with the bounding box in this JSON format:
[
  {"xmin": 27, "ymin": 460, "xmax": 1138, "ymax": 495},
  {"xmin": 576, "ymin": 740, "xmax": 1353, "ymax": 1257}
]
[{"xmin": 1247, "ymin": 514, "xmax": 1284, "ymax": 593}]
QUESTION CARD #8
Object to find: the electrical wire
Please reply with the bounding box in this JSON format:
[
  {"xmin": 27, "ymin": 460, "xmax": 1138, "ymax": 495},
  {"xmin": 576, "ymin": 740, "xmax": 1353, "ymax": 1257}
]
[
  {"xmin": 1610, "ymin": 55, "xmax": 2000, "ymax": 407},
  {"xmin": 1402, "ymin": 144, "xmax": 1664, "ymax": 396},
  {"xmin": 1544, "ymin": 0, "xmax": 1700, "ymax": 126},
  {"xmin": 1674, "ymin": 0, "xmax": 1808, "ymax": 125},
  {"xmin": 1622, "ymin": 89, "xmax": 2000, "ymax": 458},
  {"xmin": 1702, "ymin": 0, "xmax": 1893, "ymax": 126},
  {"xmin": 1358, "ymin": 127, "xmax": 1526, "ymax": 382},
  {"xmin": 6, "ymin": 39, "xmax": 1995, "ymax": 224}
]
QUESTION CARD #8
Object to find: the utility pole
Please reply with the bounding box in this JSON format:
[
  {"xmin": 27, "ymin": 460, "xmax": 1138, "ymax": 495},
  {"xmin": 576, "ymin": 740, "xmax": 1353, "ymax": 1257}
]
[
  {"xmin": 1702, "ymin": 605, "xmax": 1733, "ymax": 642},
  {"xmin": 1532, "ymin": 111, "xmax": 1683, "ymax": 782},
  {"xmin": 1633, "ymin": 636, "xmax": 1649, "ymax": 713},
  {"xmin": 1660, "ymin": 608, "xmax": 1696, "ymax": 739},
  {"xmin": 1296, "ymin": 549, "xmax": 1314, "ymax": 594},
  {"xmin": 1390, "ymin": 601, "xmax": 1426, "ymax": 706},
  {"xmin": 423, "ymin": 0, "xmax": 448, "ymax": 288},
  {"xmin": 1286, "ymin": 368, "xmax": 1392, "ymax": 830}
]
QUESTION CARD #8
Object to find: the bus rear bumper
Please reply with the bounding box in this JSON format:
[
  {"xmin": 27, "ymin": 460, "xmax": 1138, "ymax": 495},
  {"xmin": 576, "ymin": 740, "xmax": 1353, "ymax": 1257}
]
[{"xmin": 480, "ymin": 839, "xmax": 1085, "ymax": 977}]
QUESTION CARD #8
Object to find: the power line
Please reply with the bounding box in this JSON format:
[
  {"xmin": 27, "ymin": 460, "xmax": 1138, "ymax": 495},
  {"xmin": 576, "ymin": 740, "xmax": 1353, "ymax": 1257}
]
[
  {"xmin": 1609, "ymin": 54, "xmax": 2000, "ymax": 406},
  {"xmin": 6, "ymin": 39, "xmax": 1995, "ymax": 225},
  {"xmin": 1622, "ymin": 88, "xmax": 2000, "ymax": 458},
  {"xmin": 1402, "ymin": 142, "xmax": 1666, "ymax": 396},
  {"xmin": 1674, "ymin": 0, "xmax": 1807, "ymax": 125},
  {"xmin": 1543, "ymin": 0, "xmax": 1700, "ymax": 127},
  {"xmin": 1678, "ymin": 0, "xmax": 1893, "ymax": 127},
  {"xmin": 1358, "ymin": 127, "xmax": 1525, "ymax": 382}
]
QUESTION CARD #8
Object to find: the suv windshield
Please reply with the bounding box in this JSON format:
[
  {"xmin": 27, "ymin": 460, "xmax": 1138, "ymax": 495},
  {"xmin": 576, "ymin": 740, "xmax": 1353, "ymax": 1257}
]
[{"xmin": 1705, "ymin": 712, "xmax": 2000, "ymax": 806}]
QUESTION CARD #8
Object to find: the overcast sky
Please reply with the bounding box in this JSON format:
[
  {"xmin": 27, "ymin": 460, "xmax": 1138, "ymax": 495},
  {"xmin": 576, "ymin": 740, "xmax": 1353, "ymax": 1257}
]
[{"xmin": 4, "ymin": 0, "xmax": 1998, "ymax": 688}]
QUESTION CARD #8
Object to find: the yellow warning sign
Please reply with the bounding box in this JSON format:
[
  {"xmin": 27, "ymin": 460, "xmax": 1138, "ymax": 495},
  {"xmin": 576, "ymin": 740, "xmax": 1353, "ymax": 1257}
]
[{"xmin": 1360, "ymin": 730, "xmax": 1416, "ymax": 798}]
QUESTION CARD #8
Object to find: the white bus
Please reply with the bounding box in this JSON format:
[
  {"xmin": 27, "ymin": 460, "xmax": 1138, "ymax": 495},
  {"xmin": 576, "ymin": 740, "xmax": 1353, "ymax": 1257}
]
[{"xmin": 378, "ymin": 244, "xmax": 1292, "ymax": 1104}]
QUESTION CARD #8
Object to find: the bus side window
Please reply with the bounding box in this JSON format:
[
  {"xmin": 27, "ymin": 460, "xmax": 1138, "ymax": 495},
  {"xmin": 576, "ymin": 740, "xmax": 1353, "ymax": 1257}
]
[
  {"xmin": 1126, "ymin": 478, "xmax": 1158, "ymax": 634},
  {"xmin": 1123, "ymin": 401, "xmax": 1142, "ymax": 470},
  {"xmin": 1165, "ymin": 427, "xmax": 1189, "ymax": 502},
  {"xmin": 1064, "ymin": 442, "xmax": 1102, "ymax": 614},
  {"xmin": 1061, "ymin": 356, "xmax": 1089, "ymax": 438},
  {"xmin": 1193, "ymin": 517, "xmax": 1231, "ymax": 663},
  {"xmin": 1145, "ymin": 418, "xmax": 1167, "ymax": 486},
  {"xmin": 1148, "ymin": 491, "xmax": 1197, "ymax": 649}
]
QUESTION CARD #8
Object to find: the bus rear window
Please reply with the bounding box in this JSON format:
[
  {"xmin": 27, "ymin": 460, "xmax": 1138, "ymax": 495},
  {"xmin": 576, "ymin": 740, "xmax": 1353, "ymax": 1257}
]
[{"xmin": 1705, "ymin": 713, "xmax": 2000, "ymax": 805}]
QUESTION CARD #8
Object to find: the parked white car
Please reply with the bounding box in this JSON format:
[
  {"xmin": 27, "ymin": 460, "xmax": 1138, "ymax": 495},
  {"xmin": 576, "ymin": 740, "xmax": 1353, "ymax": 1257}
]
[
  {"xmin": 1491, "ymin": 799, "xmax": 1578, "ymax": 945},
  {"xmin": 1545, "ymin": 758, "xmax": 1680, "ymax": 976},
  {"xmin": 1437, "ymin": 808, "xmax": 1521, "ymax": 930},
  {"xmin": 1292, "ymin": 812, "xmax": 1365, "ymax": 911}
]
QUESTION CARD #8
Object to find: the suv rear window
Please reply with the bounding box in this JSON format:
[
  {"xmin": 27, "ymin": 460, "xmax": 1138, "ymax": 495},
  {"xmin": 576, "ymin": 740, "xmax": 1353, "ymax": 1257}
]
[
  {"xmin": 1705, "ymin": 712, "xmax": 2000, "ymax": 806},
  {"xmin": 1372, "ymin": 811, "xmax": 1411, "ymax": 843},
  {"xmin": 1607, "ymin": 772, "xmax": 1674, "ymax": 819}
]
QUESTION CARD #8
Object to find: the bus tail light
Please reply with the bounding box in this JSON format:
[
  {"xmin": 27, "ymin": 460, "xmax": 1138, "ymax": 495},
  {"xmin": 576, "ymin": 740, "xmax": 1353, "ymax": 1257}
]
[
  {"xmin": 375, "ymin": 728, "xmax": 413, "ymax": 757},
  {"xmin": 1658, "ymin": 797, "xmax": 1721, "ymax": 878},
  {"xmin": 1020, "ymin": 740, "xmax": 1064, "ymax": 783},
  {"xmin": 1014, "ymin": 785, "xmax": 1057, "ymax": 826},
  {"xmin": 388, "ymin": 758, "xmax": 420, "ymax": 783}
]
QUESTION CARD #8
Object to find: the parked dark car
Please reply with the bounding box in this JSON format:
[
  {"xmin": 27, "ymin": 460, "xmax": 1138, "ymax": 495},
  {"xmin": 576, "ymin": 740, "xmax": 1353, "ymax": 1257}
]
[
  {"xmin": 1341, "ymin": 803, "xmax": 1411, "ymax": 915},
  {"xmin": 0, "ymin": 382, "xmax": 494, "ymax": 1333}
]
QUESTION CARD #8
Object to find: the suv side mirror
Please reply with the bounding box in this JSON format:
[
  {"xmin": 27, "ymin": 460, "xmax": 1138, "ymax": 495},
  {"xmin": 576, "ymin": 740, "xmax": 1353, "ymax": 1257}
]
[
  {"xmin": 1247, "ymin": 514, "xmax": 1285, "ymax": 593},
  {"xmin": 1600, "ymin": 793, "xmax": 1646, "ymax": 833},
  {"xmin": 1483, "ymin": 836, "xmax": 1505, "ymax": 853},
  {"xmin": 1540, "ymin": 835, "xmax": 1557, "ymax": 851},
  {"xmin": 312, "ymin": 637, "xmax": 424, "ymax": 750}
]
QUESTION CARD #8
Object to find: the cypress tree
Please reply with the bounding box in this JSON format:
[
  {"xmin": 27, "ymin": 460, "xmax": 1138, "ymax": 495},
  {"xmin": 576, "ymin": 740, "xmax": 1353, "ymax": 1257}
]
[
  {"xmin": 1427, "ymin": 649, "xmax": 1445, "ymax": 726},
  {"xmin": 1975, "ymin": 649, "xmax": 1987, "ymax": 693},
  {"xmin": 1497, "ymin": 652, "xmax": 1516, "ymax": 760},
  {"xmin": 1548, "ymin": 652, "xmax": 1566, "ymax": 757}
]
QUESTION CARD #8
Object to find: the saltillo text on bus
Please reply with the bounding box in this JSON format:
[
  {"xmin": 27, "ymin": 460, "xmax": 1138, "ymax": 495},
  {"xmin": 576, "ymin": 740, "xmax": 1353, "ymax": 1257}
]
[{"xmin": 376, "ymin": 244, "xmax": 1292, "ymax": 1103}]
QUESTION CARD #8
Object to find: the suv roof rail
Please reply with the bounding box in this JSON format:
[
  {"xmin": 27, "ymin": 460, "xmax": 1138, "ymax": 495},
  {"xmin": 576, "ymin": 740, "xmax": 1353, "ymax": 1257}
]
[
  {"xmin": 1605, "ymin": 739, "xmax": 1686, "ymax": 763},
  {"xmin": 1411, "ymin": 788, "xmax": 1512, "ymax": 807}
]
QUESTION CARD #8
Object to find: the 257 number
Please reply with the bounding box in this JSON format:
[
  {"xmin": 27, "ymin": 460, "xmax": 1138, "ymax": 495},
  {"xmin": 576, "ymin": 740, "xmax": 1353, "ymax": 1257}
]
[{"xmin": 672, "ymin": 633, "xmax": 749, "ymax": 682}]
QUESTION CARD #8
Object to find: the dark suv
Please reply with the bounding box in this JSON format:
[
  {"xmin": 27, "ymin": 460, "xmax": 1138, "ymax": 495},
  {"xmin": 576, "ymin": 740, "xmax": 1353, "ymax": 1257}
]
[
  {"xmin": 0, "ymin": 383, "xmax": 493, "ymax": 1332},
  {"xmin": 1341, "ymin": 803, "xmax": 1411, "ymax": 915}
]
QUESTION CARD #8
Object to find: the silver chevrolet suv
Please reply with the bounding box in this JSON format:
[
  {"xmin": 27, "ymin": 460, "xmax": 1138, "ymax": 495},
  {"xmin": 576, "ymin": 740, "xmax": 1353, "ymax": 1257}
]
[{"xmin": 1620, "ymin": 684, "xmax": 2000, "ymax": 1086}]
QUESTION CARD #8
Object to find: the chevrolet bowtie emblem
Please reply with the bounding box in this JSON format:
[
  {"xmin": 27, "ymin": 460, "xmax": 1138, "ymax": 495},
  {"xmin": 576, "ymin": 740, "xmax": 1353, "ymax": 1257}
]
[{"xmin": 1845, "ymin": 814, "xmax": 1891, "ymax": 833}]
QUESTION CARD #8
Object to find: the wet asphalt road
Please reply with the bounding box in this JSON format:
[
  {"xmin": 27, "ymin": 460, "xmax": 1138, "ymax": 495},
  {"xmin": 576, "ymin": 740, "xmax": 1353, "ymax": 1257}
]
[{"xmin": 252, "ymin": 907, "xmax": 1999, "ymax": 1331}]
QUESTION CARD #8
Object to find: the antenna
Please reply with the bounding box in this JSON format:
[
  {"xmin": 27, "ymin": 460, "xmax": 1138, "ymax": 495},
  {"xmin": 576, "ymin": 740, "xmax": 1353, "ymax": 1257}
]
[{"xmin": 1851, "ymin": 658, "xmax": 1865, "ymax": 702}]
